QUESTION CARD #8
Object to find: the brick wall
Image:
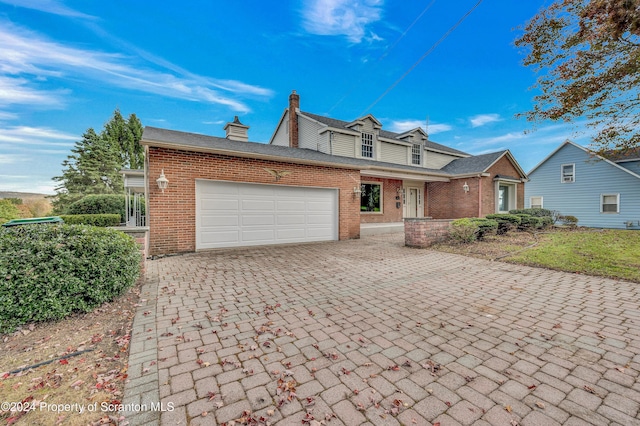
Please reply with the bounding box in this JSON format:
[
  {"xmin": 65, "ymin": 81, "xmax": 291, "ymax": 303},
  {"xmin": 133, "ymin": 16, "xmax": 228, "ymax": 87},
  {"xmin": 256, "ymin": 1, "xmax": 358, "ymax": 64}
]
[
  {"xmin": 359, "ymin": 177, "xmax": 404, "ymax": 223},
  {"xmin": 427, "ymin": 178, "xmax": 478, "ymax": 219},
  {"xmin": 427, "ymin": 155, "xmax": 525, "ymax": 219},
  {"xmin": 148, "ymin": 147, "xmax": 361, "ymax": 255},
  {"xmin": 404, "ymin": 218, "xmax": 453, "ymax": 248}
]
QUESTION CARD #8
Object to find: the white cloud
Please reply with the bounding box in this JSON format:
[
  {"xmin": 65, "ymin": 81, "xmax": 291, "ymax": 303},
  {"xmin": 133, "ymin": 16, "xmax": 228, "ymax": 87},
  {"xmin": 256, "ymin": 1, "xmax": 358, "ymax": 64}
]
[
  {"xmin": 470, "ymin": 113, "xmax": 502, "ymax": 128},
  {"xmin": 0, "ymin": 76, "xmax": 68, "ymax": 107},
  {"xmin": 0, "ymin": 153, "xmax": 24, "ymax": 164},
  {"xmin": 388, "ymin": 119, "xmax": 452, "ymax": 135},
  {"xmin": 0, "ymin": 111, "xmax": 18, "ymax": 120},
  {"xmin": 0, "ymin": 22, "xmax": 273, "ymax": 112},
  {"xmin": 0, "ymin": 125, "xmax": 77, "ymax": 147},
  {"xmin": 0, "ymin": 0, "xmax": 96, "ymax": 19},
  {"xmin": 301, "ymin": 0, "xmax": 384, "ymax": 43}
]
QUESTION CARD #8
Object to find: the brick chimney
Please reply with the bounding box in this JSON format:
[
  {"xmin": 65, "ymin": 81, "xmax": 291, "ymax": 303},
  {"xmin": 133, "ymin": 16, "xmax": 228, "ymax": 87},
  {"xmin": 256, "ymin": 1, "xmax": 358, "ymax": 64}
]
[
  {"xmin": 289, "ymin": 90, "xmax": 299, "ymax": 148},
  {"xmin": 224, "ymin": 116, "xmax": 249, "ymax": 141}
]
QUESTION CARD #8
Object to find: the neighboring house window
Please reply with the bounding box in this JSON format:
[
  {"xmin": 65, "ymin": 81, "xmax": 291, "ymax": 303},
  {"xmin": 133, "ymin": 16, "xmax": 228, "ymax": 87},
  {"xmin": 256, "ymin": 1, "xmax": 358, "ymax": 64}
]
[
  {"xmin": 361, "ymin": 182, "xmax": 382, "ymax": 212},
  {"xmin": 361, "ymin": 132, "xmax": 374, "ymax": 158},
  {"xmin": 561, "ymin": 164, "xmax": 575, "ymax": 183},
  {"xmin": 601, "ymin": 194, "xmax": 620, "ymax": 213},
  {"xmin": 411, "ymin": 144, "xmax": 421, "ymax": 165},
  {"xmin": 530, "ymin": 196, "xmax": 543, "ymax": 209}
]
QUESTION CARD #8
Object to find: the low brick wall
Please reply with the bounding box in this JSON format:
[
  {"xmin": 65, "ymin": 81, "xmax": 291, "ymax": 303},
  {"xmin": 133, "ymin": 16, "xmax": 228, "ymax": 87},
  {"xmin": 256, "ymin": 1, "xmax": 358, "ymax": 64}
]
[{"xmin": 405, "ymin": 218, "xmax": 453, "ymax": 248}]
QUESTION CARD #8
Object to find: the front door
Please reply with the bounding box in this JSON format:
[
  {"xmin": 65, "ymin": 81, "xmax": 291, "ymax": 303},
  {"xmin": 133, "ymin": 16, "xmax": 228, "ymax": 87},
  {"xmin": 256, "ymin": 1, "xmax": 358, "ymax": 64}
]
[{"xmin": 408, "ymin": 188, "xmax": 418, "ymax": 218}]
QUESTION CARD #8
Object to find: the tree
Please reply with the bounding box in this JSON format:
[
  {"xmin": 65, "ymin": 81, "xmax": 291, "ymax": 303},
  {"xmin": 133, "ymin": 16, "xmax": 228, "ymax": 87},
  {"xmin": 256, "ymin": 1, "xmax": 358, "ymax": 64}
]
[
  {"xmin": 53, "ymin": 128, "xmax": 123, "ymax": 213},
  {"xmin": 0, "ymin": 199, "xmax": 21, "ymax": 223},
  {"xmin": 103, "ymin": 109, "xmax": 145, "ymax": 170},
  {"xmin": 515, "ymin": 0, "xmax": 640, "ymax": 154},
  {"xmin": 52, "ymin": 109, "xmax": 144, "ymax": 213}
]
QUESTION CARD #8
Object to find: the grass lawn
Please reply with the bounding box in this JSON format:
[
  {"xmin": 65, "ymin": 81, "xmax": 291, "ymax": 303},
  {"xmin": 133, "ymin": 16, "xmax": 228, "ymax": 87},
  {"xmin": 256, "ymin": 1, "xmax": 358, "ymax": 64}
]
[
  {"xmin": 432, "ymin": 228, "xmax": 640, "ymax": 283},
  {"xmin": 506, "ymin": 229, "xmax": 640, "ymax": 282}
]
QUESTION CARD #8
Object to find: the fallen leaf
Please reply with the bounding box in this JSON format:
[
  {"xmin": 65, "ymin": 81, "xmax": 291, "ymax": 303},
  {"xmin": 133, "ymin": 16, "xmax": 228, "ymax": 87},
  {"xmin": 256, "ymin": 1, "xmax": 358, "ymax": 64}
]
[
  {"xmin": 535, "ymin": 401, "xmax": 545, "ymax": 409},
  {"xmin": 505, "ymin": 405, "xmax": 512, "ymax": 413}
]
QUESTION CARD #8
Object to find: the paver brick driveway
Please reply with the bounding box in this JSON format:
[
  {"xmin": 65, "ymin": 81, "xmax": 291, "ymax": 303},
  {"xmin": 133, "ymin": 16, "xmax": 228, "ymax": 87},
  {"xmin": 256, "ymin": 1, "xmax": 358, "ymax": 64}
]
[{"xmin": 123, "ymin": 234, "xmax": 640, "ymax": 425}]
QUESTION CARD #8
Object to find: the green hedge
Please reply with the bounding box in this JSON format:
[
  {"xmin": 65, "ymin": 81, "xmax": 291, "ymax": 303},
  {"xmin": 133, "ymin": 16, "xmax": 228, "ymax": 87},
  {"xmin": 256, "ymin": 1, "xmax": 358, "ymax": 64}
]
[
  {"xmin": 0, "ymin": 224, "xmax": 141, "ymax": 333},
  {"xmin": 486, "ymin": 213, "xmax": 522, "ymax": 235},
  {"xmin": 60, "ymin": 214, "xmax": 121, "ymax": 227},
  {"xmin": 450, "ymin": 218, "xmax": 498, "ymax": 243},
  {"xmin": 66, "ymin": 194, "xmax": 145, "ymax": 223},
  {"xmin": 509, "ymin": 208, "xmax": 554, "ymax": 217}
]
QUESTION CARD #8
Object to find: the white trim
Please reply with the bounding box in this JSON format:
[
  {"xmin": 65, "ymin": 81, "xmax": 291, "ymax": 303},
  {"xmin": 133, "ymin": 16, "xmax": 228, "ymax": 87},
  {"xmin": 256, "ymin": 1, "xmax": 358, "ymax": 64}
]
[
  {"xmin": 561, "ymin": 163, "xmax": 575, "ymax": 183},
  {"xmin": 600, "ymin": 193, "xmax": 620, "ymax": 214},
  {"xmin": 529, "ymin": 196, "xmax": 543, "ymax": 209},
  {"xmin": 360, "ymin": 181, "xmax": 383, "ymax": 214},
  {"xmin": 528, "ymin": 140, "xmax": 640, "ymax": 180},
  {"xmin": 495, "ymin": 180, "xmax": 517, "ymax": 213}
]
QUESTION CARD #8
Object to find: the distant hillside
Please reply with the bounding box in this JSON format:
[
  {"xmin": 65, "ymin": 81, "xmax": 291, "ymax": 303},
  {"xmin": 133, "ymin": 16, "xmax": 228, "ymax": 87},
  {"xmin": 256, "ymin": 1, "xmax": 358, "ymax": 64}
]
[{"xmin": 0, "ymin": 192, "xmax": 53, "ymax": 200}]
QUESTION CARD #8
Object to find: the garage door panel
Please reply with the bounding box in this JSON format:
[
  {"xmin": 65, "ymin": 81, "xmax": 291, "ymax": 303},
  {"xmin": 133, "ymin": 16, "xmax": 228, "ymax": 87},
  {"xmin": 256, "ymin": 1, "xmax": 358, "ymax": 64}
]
[
  {"xmin": 307, "ymin": 214, "xmax": 333, "ymax": 225},
  {"xmin": 277, "ymin": 200, "xmax": 305, "ymax": 211},
  {"xmin": 241, "ymin": 229, "xmax": 276, "ymax": 242},
  {"xmin": 200, "ymin": 230, "xmax": 239, "ymax": 244},
  {"xmin": 277, "ymin": 214, "xmax": 306, "ymax": 225},
  {"xmin": 242, "ymin": 199, "xmax": 275, "ymax": 211},
  {"xmin": 196, "ymin": 180, "xmax": 337, "ymax": 249},
  {"xmin": 242, "ymin": 215, "xmax": 275, "ymax": 226},
  {"xmin": 201, "ymin": 198, "xmax": 239, "ymax": 210},
  {"xmin": 277, "ymin": 228, "xmax": 307, "ymax": 239},
  {"xmin": 201, "ymin": 215, "xmax": 238, "ymax": 227}
]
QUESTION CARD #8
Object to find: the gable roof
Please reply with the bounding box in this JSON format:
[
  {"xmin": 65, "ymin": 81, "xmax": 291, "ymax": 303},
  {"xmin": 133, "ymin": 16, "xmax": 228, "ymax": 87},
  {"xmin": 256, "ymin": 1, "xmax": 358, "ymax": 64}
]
[
  {"xmin": 528, "ymin": 140, "xmax": 640, "ymax": 180},
  {"xmin": 141, "ymin": 126, "xmax": 452, "ymax": 178},
  {"xmin": 301, "ymin": 111, "xmax": 469, "ymax": 157},
  {"xmin": 441, "ymin": 150, "xmax": 527, "ymax": 178}
]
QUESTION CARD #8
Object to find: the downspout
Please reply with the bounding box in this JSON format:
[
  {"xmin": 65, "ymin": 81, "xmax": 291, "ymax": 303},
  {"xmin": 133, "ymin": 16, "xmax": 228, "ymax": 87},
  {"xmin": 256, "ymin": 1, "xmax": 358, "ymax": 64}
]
[{"xmin": 477, "ymin": 175, "xmax": 482, "ymax": 217}]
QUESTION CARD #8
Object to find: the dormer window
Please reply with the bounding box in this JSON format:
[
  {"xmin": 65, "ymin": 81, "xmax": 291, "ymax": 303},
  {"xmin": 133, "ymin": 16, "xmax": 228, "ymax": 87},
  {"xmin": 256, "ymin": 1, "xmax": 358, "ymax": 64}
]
[
  {"xmin": 361, "ymin": 132, "xmax": 374, "ymax": 158},
  {"xmin": 411, "ymin": 144, "xmax": 422, "ymax": 165}
]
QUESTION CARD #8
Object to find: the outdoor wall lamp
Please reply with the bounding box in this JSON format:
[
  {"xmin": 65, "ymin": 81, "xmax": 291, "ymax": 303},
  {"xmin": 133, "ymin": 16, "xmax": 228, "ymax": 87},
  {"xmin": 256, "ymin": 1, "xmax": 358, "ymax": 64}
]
[
  {"xmin": 462, "ymin": 182, "xmax": 470, "ymax": 193},
  {"xmin": 156, "ymin": 169, "xmax": 169, "ymax": 193},
  {"xmin": 353, "ymin": 186, "xmax": 362, "ymax": 199}
]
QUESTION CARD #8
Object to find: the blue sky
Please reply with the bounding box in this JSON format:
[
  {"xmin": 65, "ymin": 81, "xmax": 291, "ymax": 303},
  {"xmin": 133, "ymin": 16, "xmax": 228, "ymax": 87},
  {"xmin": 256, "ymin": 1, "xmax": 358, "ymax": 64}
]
[{"xmin": 0, "ymin": 0, "xmax": 592, "ymax": 194}]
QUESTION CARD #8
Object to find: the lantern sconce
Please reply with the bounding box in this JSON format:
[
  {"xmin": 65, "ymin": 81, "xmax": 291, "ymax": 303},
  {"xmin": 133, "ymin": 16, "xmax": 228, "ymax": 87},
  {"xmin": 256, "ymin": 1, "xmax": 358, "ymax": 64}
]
[
  {"xmin": 462, "ymin": 181, "xmax": 470, "ymax": 193},
  {"xmin": 156, "ymin": 169, "xmax": 169, "ymax": 193},
  {"xmin": 353, "ymin": 186, "xmax": 362, "ymax": 199}
]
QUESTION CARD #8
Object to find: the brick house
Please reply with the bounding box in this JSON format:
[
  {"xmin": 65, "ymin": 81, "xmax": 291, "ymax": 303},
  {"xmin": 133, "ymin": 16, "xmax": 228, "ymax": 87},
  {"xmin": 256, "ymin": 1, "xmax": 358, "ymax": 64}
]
[{"xmin": 141, "ymin": 91, "xmax": 527, "ymax": 255}]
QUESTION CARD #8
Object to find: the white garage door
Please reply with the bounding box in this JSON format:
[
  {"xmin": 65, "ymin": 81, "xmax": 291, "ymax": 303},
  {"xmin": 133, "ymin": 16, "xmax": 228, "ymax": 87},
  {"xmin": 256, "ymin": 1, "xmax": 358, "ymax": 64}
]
[{"xmin": 196, "ymin": 180, "xmax": 338, "ymax": 249}]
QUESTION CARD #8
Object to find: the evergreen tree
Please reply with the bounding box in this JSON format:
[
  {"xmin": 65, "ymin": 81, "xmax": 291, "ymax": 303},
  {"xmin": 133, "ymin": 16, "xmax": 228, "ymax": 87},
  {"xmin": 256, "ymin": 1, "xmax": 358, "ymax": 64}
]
[
  {"xmin": 103, "ymin": 109, "xmax": 145, "ymax": 169},
  {"xmin": 53, "ymin": 128, "xmax": 123, "ymax": 213}
]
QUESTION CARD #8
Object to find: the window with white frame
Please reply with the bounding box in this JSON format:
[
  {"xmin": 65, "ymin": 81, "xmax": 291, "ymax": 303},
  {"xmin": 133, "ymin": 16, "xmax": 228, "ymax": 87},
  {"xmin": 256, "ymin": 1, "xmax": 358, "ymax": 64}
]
[
  {"xmin": 360, "ymin": 182, "xmax": 382, "ymax": 212},
  {"xmin": 561, "ymin": 164, "xmax": 575, "ymax": 183},
  {"xmin": 530, "ymin": 196, "xmax": 543, "ymax": 209},
  {"xmin": 601, "ymin": 194, "xmax": 620, "ymax": 213},
  {"xmin": 411, "ymin": 144, "xmax": 421, "ymax": 165},
  {"xmin": 361, "ymin": 132, "xmax": 374, "ymax": 158}
]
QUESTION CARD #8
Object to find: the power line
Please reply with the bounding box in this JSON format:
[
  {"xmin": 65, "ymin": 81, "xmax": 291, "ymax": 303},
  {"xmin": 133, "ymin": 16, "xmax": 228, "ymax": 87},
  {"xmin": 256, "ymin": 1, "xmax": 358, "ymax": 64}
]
[
  {"xmin": 326, "ymin": 1, "xmax": 437, "ymax": 115},
  {"xmin": 360, "ymin": 0, "xmax": 484, "ymax": 116}
]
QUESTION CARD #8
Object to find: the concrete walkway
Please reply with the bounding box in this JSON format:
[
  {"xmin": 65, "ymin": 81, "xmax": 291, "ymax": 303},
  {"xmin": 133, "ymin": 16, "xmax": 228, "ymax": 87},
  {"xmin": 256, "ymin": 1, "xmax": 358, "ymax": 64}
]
[{"xmin": 122, "ymin": 234, "xmax": 640, "ymax": 425}]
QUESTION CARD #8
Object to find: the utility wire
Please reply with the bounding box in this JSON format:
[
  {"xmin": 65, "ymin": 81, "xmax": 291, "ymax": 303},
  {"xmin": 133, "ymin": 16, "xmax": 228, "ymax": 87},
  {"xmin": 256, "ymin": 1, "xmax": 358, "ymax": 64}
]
[
  {"xmin": 326, "ymin": 0, "xmax": 437, "ymax": 115},
  {"xmin": 360, "ymin": 0, "xmax": 484, "ymax": 116}
]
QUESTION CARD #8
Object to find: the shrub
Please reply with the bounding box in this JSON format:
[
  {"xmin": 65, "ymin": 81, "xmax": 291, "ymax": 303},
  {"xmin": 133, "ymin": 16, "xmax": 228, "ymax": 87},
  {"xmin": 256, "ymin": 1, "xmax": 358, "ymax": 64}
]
[
  {"xmin": 539, "ymin": 216, "xmax": 554, "ymax": 228},
  {"xmin": 449, "ymin": 218, "xmax": 478, "ymax": 243},
  {"xmin": 0, "ymin": 199, "xmax": 21, "ymax": 224},
  {"xmin": 449, "ymin": 218, "xmax": 498, "ymax": 243},
  {"xmin": 60, "ymin": 214, "xmax": 121, "ymax": 227},
  {"xmin": 509, "ymin": 208, "xmax": 553, "ymax": 217},
  {"xmin": 485, "ymin": 214, "xmax": 522, "ymax": 235},
  {"xmin": 470, "ymin": 218, "xmax": 499, "ymax": 240},
  {"xmin": 558, "ymin": 215, "xmax": 579, "ymax": 227},
  {"xmin": 515, "ymin": 214, "xmax": 542, "ymax": 230},
  {"xmin": 67, "ymin": 194, "xmax": 142, "ymax": 223},
  {"xmin": 0, "ymin": 224, "xmax": 140, "ymax": 333}
]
